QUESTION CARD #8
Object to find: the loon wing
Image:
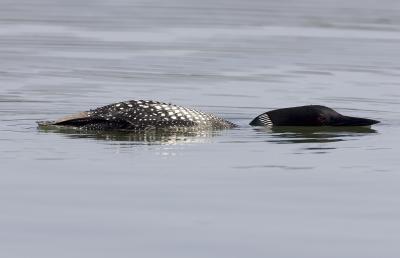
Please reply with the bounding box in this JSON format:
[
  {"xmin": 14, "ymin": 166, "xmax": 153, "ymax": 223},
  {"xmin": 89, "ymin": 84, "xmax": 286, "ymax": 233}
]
[
  {"xmin": 38, "ymin": 111, "xmax": 115, "ymax": 129},
  {"xmin": 53, "ymin": 111, "xmax": 91, "ymax": 124}
]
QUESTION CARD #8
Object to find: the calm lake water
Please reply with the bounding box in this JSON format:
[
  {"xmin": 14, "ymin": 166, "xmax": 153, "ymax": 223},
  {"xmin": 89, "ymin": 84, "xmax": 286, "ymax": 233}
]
[{"xmin": 1, "ymin": 0, "xmax": 400, "ymax": 257}]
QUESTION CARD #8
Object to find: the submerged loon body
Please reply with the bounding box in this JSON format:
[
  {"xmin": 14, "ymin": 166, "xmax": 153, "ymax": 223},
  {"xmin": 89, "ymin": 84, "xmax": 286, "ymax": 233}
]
[
  {"xmin": 250, "ymin": 105, "xmax": 379, "ymax": 127},
  {"xmin": 38, "ymin": 101, "xmax": 379, "ymax": 131},
  {"xmin": 38, "ymin": 100, "xmax": 237, "ymax": 131}
]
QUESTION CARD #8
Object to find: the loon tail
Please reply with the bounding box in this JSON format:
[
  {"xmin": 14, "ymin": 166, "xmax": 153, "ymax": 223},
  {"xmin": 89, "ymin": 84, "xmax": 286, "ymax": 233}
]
[{"xmin": 37, "ymin": 111, "xmax": 92, "ymax": 127}]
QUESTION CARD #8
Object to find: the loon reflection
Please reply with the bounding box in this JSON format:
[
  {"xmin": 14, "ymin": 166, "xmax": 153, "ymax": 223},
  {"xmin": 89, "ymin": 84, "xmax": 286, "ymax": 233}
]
[
  {"xmin": 254, "ymin": 126, "xmax": 377, "ymax": 144},
  {"xmin": 38, "ymin": 126, "xmax": 217, "ymax": 145}
]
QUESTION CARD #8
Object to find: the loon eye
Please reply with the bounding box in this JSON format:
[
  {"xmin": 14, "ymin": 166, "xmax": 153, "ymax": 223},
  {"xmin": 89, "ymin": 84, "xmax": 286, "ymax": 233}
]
[{"xmin": 317, "ymin": 116, "xmax": 328, "ymax": 124}]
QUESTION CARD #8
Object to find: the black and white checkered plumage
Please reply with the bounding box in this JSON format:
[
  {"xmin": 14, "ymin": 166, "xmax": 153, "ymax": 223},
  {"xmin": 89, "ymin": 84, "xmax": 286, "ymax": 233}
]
[
  {"xmin": 39, "ymin": 100, "xmax": 237, "ymax": 131},
  {"xmin": 255, "ymin": 113, "xmax": 273, "ymax": 127}
]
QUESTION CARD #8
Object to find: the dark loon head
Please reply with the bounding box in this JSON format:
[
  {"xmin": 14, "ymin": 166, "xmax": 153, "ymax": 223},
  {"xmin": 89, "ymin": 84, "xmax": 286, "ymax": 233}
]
[{"xmin": 249, "ymin": 105, "xmax": 380, "ymax": 127}]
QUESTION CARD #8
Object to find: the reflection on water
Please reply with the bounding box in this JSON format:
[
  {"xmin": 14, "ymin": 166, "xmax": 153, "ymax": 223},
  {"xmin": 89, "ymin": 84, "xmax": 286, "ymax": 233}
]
[
  {"xmin": 38, "ymin": 124, "xmax": 377, "ymax": 147},
  {"xmin": 254, "ymin": 126, "xmax": 377, "ymax": 144},
  {"xmin": 38, "ymin": 126, "xmax": 219, "ymax": 145},
  {"xmin": 234, "ymin": 164, "xmax": 315, "ymax": 170}
]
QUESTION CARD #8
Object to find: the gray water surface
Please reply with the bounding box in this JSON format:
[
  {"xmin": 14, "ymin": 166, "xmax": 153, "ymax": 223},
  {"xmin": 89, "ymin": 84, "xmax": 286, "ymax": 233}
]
[{"xmin": 1, "ymin": 0, "xmax": 400, "ymax": 257}]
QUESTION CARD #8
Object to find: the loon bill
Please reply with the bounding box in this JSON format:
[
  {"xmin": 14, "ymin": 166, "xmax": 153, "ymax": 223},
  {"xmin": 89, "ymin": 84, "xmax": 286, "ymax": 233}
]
[
  {"xmin": 37, "ymin": 100, "xmax": 237, "ymax": 131},
  {"xmin": 250, "ymin": 105, "xmax": 380, "ymax": 127}
]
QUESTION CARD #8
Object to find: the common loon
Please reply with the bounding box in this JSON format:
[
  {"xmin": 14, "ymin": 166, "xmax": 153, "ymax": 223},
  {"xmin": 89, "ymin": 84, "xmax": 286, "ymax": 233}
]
[{"xmin": 38, "ymin": 101, "xmax": 379, "ymax": 130}]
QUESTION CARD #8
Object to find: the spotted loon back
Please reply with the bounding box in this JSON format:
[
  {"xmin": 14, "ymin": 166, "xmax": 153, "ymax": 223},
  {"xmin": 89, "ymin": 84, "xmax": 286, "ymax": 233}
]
[{"xmin": 38, "ymin": 100, "xmax": 237, "ymax": 131}]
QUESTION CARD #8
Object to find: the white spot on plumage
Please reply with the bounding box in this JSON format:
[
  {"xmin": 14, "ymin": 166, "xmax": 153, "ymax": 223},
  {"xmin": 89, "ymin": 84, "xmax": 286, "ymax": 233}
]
[{"xmin": 171, "ymin": 116, "xmax": 177, "ymax": 120}]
